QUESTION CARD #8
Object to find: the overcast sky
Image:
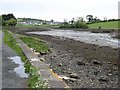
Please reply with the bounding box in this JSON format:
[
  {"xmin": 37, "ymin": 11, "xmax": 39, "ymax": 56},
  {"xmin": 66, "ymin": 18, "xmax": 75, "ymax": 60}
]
[{"xmin": 0, "ymin": 0, "xmax": 119, "ymax": 21}]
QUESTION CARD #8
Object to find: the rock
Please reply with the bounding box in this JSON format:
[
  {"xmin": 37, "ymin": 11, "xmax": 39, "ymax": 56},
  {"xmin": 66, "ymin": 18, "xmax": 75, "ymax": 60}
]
[
  {"xmin": 94, "ymin": 71, "xmax": 99, "ymax": 75},
  {"xmin": 57, "ymin": 49, "xmax": 61, "ymax": 52},
  {"xmin": 51, "ymin": 56, "xmax": 55, "ymax": 60},
  {"xmin": 58, "ymin": 63, "xmax": 62, "ymax": 67},
  {"xmin": 77, "ymin": 60, "xmax": 85, "ymax": 66},
  {"xmin": 40, "ymin": 58, "xmax": 45, "ymax": 61},
  {"xmin": 33, "ymin": 49, "xmax": 36, "ymax": 52},
  {"xmin": 38, "ymin": 54, "xmax": 41, "ymax": 57},
  {"xmin": 58, "ymin": 75, "xmax": 70, "ymax": 80},
  {"xmin": 99, "ymin": 76, "xmax": 108, "ymax": 82},
  {"xmin": 108, "ymin": 62, "xmax": 111, "ymax": 64},
  {"xmin": 40, "ymin": 51, "xmax": 47, "ymax": 55},
  {"xmin": 65, "ymin": 54, "xmax": 67, "ymax": 56},
  {"xmin": 70, "ymin": 73, "xmax": 79, "ymax": 79},
  {"xmin": 102, "ymin": 30, "xmax": 110, "ymax": 33},
  {"xmin": 69, "ymin": 78, "xmax": 76, "ymax": 82},
  {"xmin": 84, "ymin": 47, "xmax": 88, "ymax": 49},
  {"xmin": 30, "ymin": 48, "xmax": 34, "ymax": 51},
  {"xmin": 107, "ymin": 73, "xmax": 112, "ymax": 76},
  {"xmin": 34, "ymin": 52, "xmax": 40, "ymax": 55},
  {"xmin": 92, "ymin": 31, "xmax": 99, "ymax": 33},
  {"xmin": 92, "ymin": 60, "xmax": 101, "ymax": 65}
]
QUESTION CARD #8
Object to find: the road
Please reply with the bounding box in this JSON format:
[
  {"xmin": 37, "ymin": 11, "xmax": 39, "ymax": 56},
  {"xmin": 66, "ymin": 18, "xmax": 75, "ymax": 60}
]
[{"xmin": 2, "ymin": 32, "xmax": 28, "ymax": 88}]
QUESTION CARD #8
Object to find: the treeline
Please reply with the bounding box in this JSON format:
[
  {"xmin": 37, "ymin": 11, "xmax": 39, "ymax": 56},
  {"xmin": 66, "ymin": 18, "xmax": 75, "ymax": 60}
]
[
  {"xmin": 59, "ymin": 21, "xmax": 88, "ymax": 29},
  {"xmin": 59, "ymin": 17, "xmax": 88, "ymax": 29},
  {"xmin": 1, "ymin": 14, "xmax": 17, "ymax": 26},
  {"xmin": 87, "ymin": 19, "xmax": 120, "ymax": 24},
  {"xmin": 18, "ymin": 18, "xmax": 43, "ymax": 22}
]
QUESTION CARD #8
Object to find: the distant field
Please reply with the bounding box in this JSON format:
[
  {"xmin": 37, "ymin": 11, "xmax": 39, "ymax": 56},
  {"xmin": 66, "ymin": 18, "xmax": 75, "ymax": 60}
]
[{"xmin": 88, "ymin": 21, "xmax": 119, "ymax": 29}]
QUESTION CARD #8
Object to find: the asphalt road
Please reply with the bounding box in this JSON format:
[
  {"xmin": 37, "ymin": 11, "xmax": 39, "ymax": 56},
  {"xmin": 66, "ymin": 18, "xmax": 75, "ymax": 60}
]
[
  {"xmin": 0, "ymin": 30, "xmax": 2, "ymax": 89},
  {"xmin": 2, "ymin": 32, "xmax": 28, "ymax": 88}
]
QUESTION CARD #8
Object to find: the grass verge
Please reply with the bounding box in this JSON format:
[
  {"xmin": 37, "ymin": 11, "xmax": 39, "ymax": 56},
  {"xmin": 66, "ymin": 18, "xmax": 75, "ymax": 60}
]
[
  {"xmin": 3, "ymin": 30, "xmax": 48, "ymax": 88},
  {"xmin": 20, "ymin": 35, "xmax": 50, "ymax": 53}
]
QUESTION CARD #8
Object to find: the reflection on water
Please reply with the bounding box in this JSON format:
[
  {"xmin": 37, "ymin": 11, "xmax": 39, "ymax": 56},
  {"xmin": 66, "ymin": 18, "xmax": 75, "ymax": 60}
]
[
  {"xmin": 27, "ymin": 29, "xmax": 119, "ymax": 48},
  {"xmin": 8, "ymin": 56, "xmax": 28, "ymax": 78}
]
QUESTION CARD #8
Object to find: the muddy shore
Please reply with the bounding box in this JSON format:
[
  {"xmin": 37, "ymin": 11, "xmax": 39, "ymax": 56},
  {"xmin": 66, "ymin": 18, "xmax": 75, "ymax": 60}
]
[{"xmin": 7, "ymin": 27, "xmax": 119, "ymax": 88}]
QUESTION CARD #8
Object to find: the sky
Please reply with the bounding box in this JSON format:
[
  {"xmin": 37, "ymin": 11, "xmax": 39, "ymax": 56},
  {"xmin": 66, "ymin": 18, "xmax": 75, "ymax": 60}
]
[{"xmin": 0, "ymin": 0, "xmax": 119, "ymax": 22}]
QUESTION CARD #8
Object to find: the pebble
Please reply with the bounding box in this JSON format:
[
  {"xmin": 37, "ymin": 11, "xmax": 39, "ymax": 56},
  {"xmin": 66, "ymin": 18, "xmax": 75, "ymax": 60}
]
[
  {"xmin": 99, "ymin": 76, "xmax": 108, "ymax": 82},
  {"xmin": 77, "ymin": 60, "xmax": 85, "ymax": 66},
  {"xmin": 107, "ymin": 73, "xmax": 112, "ymax": 76},
  {"xmin": 40, "ymin": 51, "xmax": 47, "ymax": 55},
  {"xmin": 58, "ymin": 63, "xmax": 62, "ymax": 67},
  {"xmin": 70, "ymin": 73, "xmax": 79, "ymax": 79},
  {"xmin": 40, "ymin": 58, "xmax": 45, "ymax": 61},
  {"xmin": 92, "ymin": 60, "xmax": 101, "ymax": 65}
]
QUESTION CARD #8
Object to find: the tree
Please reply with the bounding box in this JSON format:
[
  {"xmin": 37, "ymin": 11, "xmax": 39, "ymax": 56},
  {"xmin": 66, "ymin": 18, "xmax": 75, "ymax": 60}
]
[
  {"xmin": 86, "ymin": 15, "xmax": 93, "ymax": 22},
  {"xmin": 63, "ymin": 19, "xmax": 68, "ymax": 25},
  {"xmin": 70, "ymin": 18, "xmax": 75, "ymax": 24},
  {"xmin": 2, "ymin": 13, "xmax": 17, "ymax": 26},
  {"xmin": 5, "ymin": 18, "xmax": 17, "ymax": 26},
  {"xmin": 103, "ymin": 17, "xmax": 107, "ymax": 21},
  {"xmin": 77, "ymin": 17, "xmax": 84, "ymax": 22},
  {"xmin": 51, "ymin": 19, "xmax": 54, "ymax": 22}
]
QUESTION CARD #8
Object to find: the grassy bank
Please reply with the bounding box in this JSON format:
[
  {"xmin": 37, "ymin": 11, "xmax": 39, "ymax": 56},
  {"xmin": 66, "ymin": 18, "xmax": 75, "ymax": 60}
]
[
  {"xmin": 88, "ymin": 21, "xmax": 118, "ymax": 29},
  {"xmin": 3, "ymin": 30, "xmax": 48, "ymax": 88},
  {"xmin": 20, "ymin": 35, "xmax": 50, "ymax": 53}
]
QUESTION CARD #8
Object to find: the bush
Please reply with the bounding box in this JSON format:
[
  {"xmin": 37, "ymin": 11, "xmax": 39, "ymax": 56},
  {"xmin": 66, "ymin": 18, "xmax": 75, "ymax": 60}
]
[
  {"xmin": 5, "ymin": 18, "xmax": 17, "ymax": 26},
  {"xmin": 74, "ymin": 21, "xmax": 88, "ymax": 28},
  {"xmin": 59, "ymin": 21, "xmax": 88, "ymax": 29}
]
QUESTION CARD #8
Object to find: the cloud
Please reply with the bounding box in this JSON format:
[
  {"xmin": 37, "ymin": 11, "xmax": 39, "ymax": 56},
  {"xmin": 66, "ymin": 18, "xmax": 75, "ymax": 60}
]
[{"xmin": 0, "ymin": 0, "xmax": 119, "ymax": 21}]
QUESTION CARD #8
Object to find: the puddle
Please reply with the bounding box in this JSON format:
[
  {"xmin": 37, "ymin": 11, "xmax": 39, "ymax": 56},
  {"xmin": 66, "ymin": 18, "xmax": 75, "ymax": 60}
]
[
  {"xmin": 8, "ymin": 56, "xmax": 28, "ymax": 78},
  {"xmin": 27, "ymin": 29, "xmax": 119, "ymax": 48}
]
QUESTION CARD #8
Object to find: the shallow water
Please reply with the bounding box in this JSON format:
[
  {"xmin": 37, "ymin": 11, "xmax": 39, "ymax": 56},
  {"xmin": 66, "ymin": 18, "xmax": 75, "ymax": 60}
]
[
  {"xmin": 27, "ymin": 29, "xmax": 119, "ymax": 48},
  {"xmin": 8, "ymin": 56, "xmax": 28, "ymax": 78}
]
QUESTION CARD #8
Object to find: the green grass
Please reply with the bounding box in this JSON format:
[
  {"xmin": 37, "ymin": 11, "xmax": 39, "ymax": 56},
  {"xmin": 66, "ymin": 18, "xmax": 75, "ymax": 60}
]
[
  {"xmin": 4, "ymin": 30, "xmax": 27, "ymax": 62},
  {"xmin": 20, "ymin": 35, "xmax": 50, "ymax": 53},
  {"xmin": 3, "ymin": 30, "xmax": 48, "ymax": 88},
  {"xmin": 16, "ymin": 24, "xmax": 56, "ymax": 28},
  {"xmin": 88, "ymin": 21, "xmax": 119, "ymax": 29}
]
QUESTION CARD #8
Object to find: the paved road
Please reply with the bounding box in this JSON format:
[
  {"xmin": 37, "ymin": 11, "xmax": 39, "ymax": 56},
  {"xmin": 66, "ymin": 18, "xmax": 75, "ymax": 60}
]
[
  {"xmin": 0, "ymin": 30, "xmax": 2, "ymax": 89},
  {"xmin": 2, "ymin": 32, "xmax": 28, "ymax": 88}
]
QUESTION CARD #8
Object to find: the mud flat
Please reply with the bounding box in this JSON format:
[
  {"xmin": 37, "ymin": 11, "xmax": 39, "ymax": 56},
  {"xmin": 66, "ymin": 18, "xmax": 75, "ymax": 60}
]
[
  {"xmin": 8, "ymin": 28, "xmax": 119, "ymax": 88},
  {"xmin": 26, "ymin": 36, "xmax": 118, "ymax": 88}
]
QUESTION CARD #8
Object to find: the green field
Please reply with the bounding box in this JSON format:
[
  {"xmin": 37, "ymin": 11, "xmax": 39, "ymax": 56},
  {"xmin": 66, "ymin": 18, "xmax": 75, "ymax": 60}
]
[{"xmin": 88, "ymin": 21, "xmax": 119, "ymax": 29}]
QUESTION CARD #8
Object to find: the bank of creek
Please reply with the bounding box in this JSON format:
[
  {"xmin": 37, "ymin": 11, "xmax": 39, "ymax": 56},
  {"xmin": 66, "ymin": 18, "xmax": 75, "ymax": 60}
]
[{"xmin": 10, "ymin": 28, "xmax": 119, "ymax": 88}]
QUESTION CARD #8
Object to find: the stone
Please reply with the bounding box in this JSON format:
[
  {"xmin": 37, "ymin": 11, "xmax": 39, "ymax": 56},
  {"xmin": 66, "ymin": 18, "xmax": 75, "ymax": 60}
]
[
  {"xmin": 77, "ymin": 60, "xmax": 85, "ymax": 66},
  {"xmin": 99, "ymin": 76, "xmax": 108, "ymax": 82},
  {"xmin": 107, "ymin": 73, "xmax": 112, "ymax": 76},
  {"xmin": 58, "ymin": 75, "xmax": 70, "ymax": 80},
  {"xmin": 40, "ymin": 58, "xmax": 45, "ymax": 61},
  {"xmin": 34, "ymin": 52, "xmax": 40, "ymax": 55},
  {"xmin": 94, "ymin": 70, "xmax": 99, "ymax": 75},
  {"xmin": 70, "ymin": 73, "xmax": 79, "ymax": 79},
  {"xmin": 69, "ymin": 78, "xmax": 76, "ymax": 82},
  {"xmin": 92, "ymin": 60, "xmax": 101, "ymax": 65},
  {"xmin": 58, "ymin": 63, "xmax": 62, "ymax": 67},
  {"xmin": 58, "ymin": 50, "xmax": 61, "ymax": 52},
  {"xmin": 108, "ymin": 62, "xmax": 111, "ymax": 64},
  {"xmin": 51, "ymin": 56, "xmax": 55, "ymax": 60},
  {"xmin": 40, "ymin": 51, "xmax": 47, "ymax": 55},
  {"xmin": 30, "ymin": 48, "xmax": 34, "ymax": 51}
]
